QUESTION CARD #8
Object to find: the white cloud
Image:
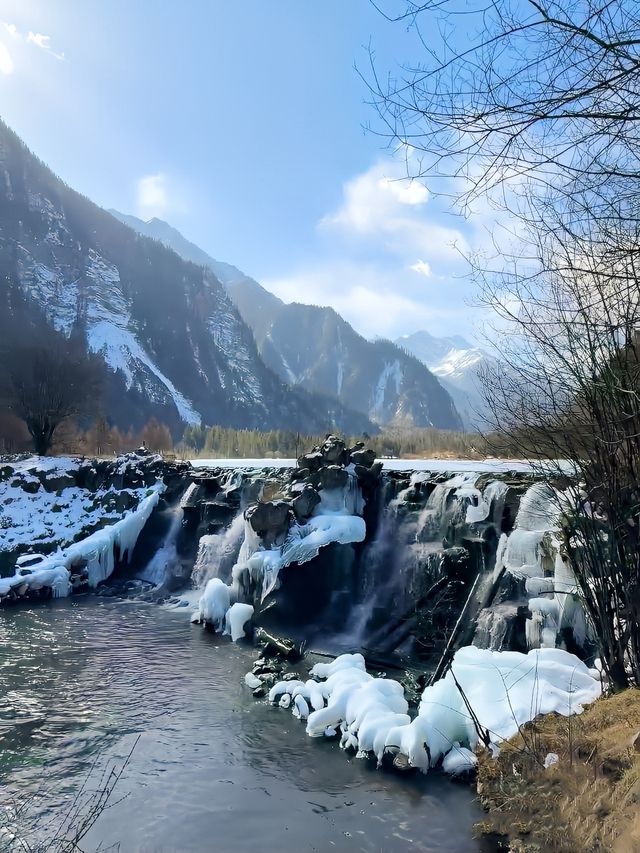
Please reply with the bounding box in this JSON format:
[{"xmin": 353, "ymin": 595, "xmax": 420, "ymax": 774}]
[
  {"xmin": 263, "ymin": 260, "xmax": 466, "ymax": 340},
  {"xmin": 0, "ymin": 43, "xmax": 14, "ymax": 75},
  {"xmin": 27, "ymin": 30, "xmax": 64, "ymax": 60},
  {"xmin": 381, "ymin": 176, "xmax": 429, "ymax": 205},
  {"xmin": 1, "ymin": 22, "xmax": 19, "ymax": 39},
  {"xmin": 410, "ymin": 260, "xmax": 432, "ymax": 277},
  {"xmin": 320, "ymin": 161, "xmax": 468, "ymax": 261},
  {"xmin": 27, "ymin": 31, "xmax": 49, "ymax": 48},
  {"xmin": 136, "ymin": 174, "xmax": 170, "ymax": 220}
]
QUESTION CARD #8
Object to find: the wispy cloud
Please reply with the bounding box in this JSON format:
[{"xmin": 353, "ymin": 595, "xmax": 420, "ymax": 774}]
[
  {"xmin": 259, "ymin": 158, "xmax": 495, "ymax": 340},
  {"xmin": 320, "ymin": 161, "xmax": 468, "ymax": 261},
  {"xmin": 1, "ymin": 22, "xmax": 19, "ymax": 40},
  {"xmin": 410, "ymin": 260, "xmax": 432, "ymax": 277},
  {"xmin": 0, "ymin": 43, "xmax": 13, "ymax": 75},
  {"xmin": 0, "ymin": 22, "xmax": 65, "ymax": 68},
  {"xmin": 136, "ymin": 174, "xmax": 170, "ymax": 220},
  {"xmin": 27, "ymin": 31, "xmax": 64, "ymax": 60},
  {"xmin": 263, "ymin": 260, "xmax": 463, "ymax": 341}
]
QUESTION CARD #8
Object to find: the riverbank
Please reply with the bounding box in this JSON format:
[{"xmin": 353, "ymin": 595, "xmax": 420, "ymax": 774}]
[{"xmin": 475, "ymin": 689, "xmax": 640, "ymax": 852}]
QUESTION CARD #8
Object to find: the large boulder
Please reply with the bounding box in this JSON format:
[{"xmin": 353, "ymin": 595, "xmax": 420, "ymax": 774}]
[
  {"xmin": 350, "ymin": 447, "xmax": 376, "ymax": 469},
  {"xmin": 292, "ymin": 486, "xmax": 321, "ymax": 522},
  {"xmin": 320, "ymin": 435, "xmax": 348, "ymax": 466},
  {"xmin": 37, "ymin": 471, "xmax": 76, "ymax": 493},
  {"xmin": 354, "ymin": 461, "xmax": 383, "ymax": 489},
  {"xmin": 297, "ymin": 451, "xmax": 324, "ymax": 472},
  {"xmin": 318, "ymin": 465, "xmax": 349, "ymax": 491},
  {"xmin": 245, "ymin": 500, "xmax": 292, "ymax": 547}
]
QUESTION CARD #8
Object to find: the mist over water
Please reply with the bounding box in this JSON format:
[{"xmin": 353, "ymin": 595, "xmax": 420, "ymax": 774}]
[{"xmin": 0, "ymin": 598, "xmax": 483, "ymax": 852}]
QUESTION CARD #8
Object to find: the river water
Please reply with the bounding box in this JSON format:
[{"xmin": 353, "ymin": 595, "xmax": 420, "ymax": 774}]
[{"xmin": 0, "ymin": 598, "xmax": 484, "ymax": 853}]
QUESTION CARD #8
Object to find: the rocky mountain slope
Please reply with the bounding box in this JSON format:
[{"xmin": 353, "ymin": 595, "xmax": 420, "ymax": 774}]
[
  {"xmin": 109, "ymin": 210, "xmax": 244, "ymax": 286},
  {"xmin": 113, "ymin": 212, "xmax": 463, "ymax": 431},
  {"xmin": 229, "ymin": 278, "xmax": 462, "ymax": 429},
  {"xmin": 0, "ymin": 120, "xmax": 373, "ymax": 436},
  {"xmin": 396, "ymin": 330, "xmax": 492, "ymax": 428}
]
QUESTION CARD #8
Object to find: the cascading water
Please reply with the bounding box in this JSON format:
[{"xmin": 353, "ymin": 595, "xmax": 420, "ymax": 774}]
[
  {"xmin": 137, "ymin": 482, "xmax": 199, "ymax": 587},
  {"xmin": 181, "ymin": 457, "xmax": 521, "ymax": 664},
  {"xmin": 191, "ymin": 511, "xmax": 245, "ymax": 588}
]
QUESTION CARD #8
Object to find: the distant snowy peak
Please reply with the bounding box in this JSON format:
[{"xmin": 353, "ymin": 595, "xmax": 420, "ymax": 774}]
[
  {"xmin": 396, "ymin": 330, "xmax": 492, "ymax": 429},
  {"xmin": 429, "ymin": 346, "xmax": 485, "ymax": 380},
  {"xmin": 396, "ymin": 330, "xmax": 487, "ymax": 375}
]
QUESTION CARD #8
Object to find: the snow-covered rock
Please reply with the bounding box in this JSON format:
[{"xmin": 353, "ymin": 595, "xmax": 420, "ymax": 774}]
[{"xmin": 265, "ymin": 647, "xmax": 601, "ymax": 777}]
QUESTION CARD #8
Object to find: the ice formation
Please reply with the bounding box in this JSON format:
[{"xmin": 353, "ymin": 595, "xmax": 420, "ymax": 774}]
[
  {"xmin": 266, "ymin": 647, "xmax": 601, "ymax": 776},
  {"xmin": 0, "ymin": 485, "xmax": 163, "ymax": 600},
  {"xmin": 198, "ymin": 578, "xmax": 231, "ymax": 630},
  {"xmin": 66, "ymin": 488, "xmax": 162, "ymax": 586},
  {"xmin": 192, "ymin": 468, "xmax": 367, "ymax": 639},
  {"xmin": 496, "ymin": 482, "xmax": 589, "ymax": 651},
  {"xmin": 0, "ymin": 564, "xmax": 71, "ymax": 599},
  {"xmin": 248, "ymin": 513, "xmax": 366, "ymax": 602},
  {"xmin": 224, "ymin": 602, "xmax": 254, "ymax": 642}
]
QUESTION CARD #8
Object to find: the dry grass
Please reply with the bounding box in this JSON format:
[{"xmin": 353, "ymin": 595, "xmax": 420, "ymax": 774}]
[{"xmin": 475, "ymin": 689, "xmax": 640, "ymax": 852}]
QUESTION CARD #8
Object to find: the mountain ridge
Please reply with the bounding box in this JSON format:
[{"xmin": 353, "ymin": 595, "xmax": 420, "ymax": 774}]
[
  {"xmin": 395, "ymin": 330, "xmax": 492, "ymax": 428},
  {"xmin": 0, "ymin": 120, "xmax": 374, "ymax": 437},
  {"xmin": 112, "ymin": 210, "xmax": 464, "ymax": 431}
]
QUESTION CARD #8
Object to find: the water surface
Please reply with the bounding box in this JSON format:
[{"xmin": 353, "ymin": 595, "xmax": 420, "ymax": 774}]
[{"xmin": 0, "ymin": 598, "xmax": 483, "ymax": 852}]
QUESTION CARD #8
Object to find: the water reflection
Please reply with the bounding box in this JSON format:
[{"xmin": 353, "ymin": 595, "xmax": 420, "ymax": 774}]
[{"xmin": 0, "ymin": 598, "xmax": 483, "ymax": 852}]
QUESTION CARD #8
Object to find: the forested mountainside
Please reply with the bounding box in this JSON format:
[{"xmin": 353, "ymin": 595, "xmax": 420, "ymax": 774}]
[
  {"xmin": 113, "ymin": 211, "xmax": 463, "ymax": 430},
  {"xmin": 0, "ymin": 120, "xmax": 374, "ymax": 437}
]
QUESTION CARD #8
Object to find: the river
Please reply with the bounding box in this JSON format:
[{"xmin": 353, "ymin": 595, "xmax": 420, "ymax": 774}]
[{"xmin": 0, "ymin": 597, "xmax": 484, "ymax": 853}]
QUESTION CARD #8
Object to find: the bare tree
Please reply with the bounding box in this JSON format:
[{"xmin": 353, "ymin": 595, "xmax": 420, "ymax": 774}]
[
  {"xmin": 475, "ymin": 220, "xmax": 640, "ymax": 687},
  {"xmin": 2, "ymin": 331, "xmax": 102, "ymax": 456},
  {"xmin": 369, "ymin": 0, "xmax": 640, "ymax": 685},
  {"xmin": 368, "ymin": 0, "xmax": 640, "ymax": 215}
]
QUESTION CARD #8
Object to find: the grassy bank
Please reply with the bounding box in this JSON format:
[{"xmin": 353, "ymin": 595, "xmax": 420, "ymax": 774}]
[{"xmin": 475, "ymin": 689, "xmax": 640, "ymax": 852}]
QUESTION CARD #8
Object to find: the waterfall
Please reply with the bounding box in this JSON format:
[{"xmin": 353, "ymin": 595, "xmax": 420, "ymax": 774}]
[
  {"xmin": 192, "ymin": 510, "xmax": 246, "ymax": 588},
  {"xmin": 137, "ymin": 510, "xmax": 182, "ymax": 586},
  {"xmin": 167, "ymin": 456, "xmax": 573, "ymax": 663},
  {"xmin": 137, "ymin": 483, "xmax": 199, "ymax": 587}
]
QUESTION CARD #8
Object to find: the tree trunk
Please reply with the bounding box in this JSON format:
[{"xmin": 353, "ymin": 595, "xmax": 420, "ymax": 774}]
[{"xmin": 29, "ymin": 421, "xmax": 55, "ymax": 456}]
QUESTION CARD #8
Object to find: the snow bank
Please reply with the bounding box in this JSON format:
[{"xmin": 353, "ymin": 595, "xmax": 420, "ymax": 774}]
[
  {"xmin": 413, "ymin": 646, "xmax": 601, "ymax": 766},
  {"xmin": 0, "ymin": 485, "xmax": 163, "ymax": 601},
  {"xmin": 265, "ymin": 646, "xmax": 601, "ymax": 777}
]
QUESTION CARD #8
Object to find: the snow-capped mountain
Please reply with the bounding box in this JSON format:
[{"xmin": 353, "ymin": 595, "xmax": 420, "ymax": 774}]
[
  {"xmin": 227, "ymin": 279, "xmax": 463, "ymax": 430},
  {"xmin": 0, "ymin": 120, "xmax": 373, "ymax": 436},
  {"xmin": 395, "ymin": 330, "xmax": 491, "ymax": 429},
  {"xmin": 113, "ymin": 215, "xmax": 464, "ymax": 431}
]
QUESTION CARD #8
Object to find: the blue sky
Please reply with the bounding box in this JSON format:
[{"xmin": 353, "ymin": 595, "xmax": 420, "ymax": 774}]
[{"xmin": 0, "ymin": 0, "xmax": 487, "ymax": 341}]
